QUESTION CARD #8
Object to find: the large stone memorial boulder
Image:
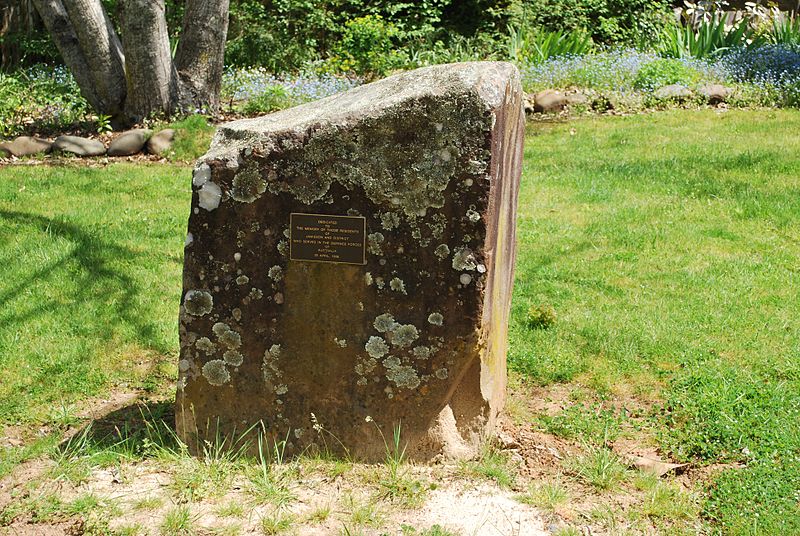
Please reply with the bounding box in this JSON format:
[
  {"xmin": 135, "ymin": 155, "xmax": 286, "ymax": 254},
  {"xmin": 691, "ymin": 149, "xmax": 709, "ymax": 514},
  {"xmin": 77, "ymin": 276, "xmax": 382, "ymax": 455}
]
[{"xmin": 177, "ymin": 62, "xmax": 524, "ymax": 461}]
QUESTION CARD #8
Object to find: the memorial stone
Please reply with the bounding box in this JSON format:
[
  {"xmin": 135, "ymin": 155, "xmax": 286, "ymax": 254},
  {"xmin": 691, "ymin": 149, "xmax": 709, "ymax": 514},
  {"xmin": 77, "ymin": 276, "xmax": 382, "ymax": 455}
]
[{"xmin": 177, "ymin": 62, "xmax": 524, "ymax": 460}]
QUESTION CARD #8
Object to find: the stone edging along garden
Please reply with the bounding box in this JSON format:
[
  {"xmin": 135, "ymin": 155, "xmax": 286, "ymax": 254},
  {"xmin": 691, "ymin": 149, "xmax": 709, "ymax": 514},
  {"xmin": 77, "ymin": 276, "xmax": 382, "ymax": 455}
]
[
  {"xmin": 0, "ymin": 128, "xmax": 174, "ymax": 159},
  {"xmin": 0, "ymin": 83, "xmax": 733, "ymax": 161}
]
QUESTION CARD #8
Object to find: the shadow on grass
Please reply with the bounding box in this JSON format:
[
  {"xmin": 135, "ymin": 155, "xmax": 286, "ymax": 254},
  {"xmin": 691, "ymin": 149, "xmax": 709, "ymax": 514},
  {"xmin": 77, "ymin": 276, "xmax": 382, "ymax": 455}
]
[
  {"xmin": 59, "ymin": 399, "xmax": 181, "ymax": 458},
  {"xmin": 0, "ymin": 210, "xmax": 169, "ymax": 350}
]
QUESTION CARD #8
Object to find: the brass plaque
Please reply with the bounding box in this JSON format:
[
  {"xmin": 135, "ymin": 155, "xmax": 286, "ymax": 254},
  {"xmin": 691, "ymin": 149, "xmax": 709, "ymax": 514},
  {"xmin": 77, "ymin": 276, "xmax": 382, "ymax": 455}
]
[{"xmin": 289, "ymin": 213, "xmax": 367, "ymax": 265}]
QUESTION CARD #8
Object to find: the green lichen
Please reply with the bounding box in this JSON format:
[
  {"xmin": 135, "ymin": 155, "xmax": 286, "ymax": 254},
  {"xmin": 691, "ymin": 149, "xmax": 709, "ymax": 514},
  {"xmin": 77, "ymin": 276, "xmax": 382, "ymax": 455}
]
[
  {"xmin": 213, "ymin": 322, "xmax": 242, "ymax": 349},
  {"xmin": 277, "ymin": 240, "xmax": 289, "ymax": 256},
  {"xmin": 391, "ymin": 324, "xmax": 419, "ymax": 348},
  {"xmin": 268, "ymin": 265, "xmax": 283, "ymax": 281},
  {"xmin": 195, "ymin": 337, "xmax": 216, "ymax": 353},
  {"xmin": 434, "ymin": 244, "xmax": 450, "ymax": 260},
  {"xmin": 202, "ymin": 360, "xmax": 230, "ymax": 385},
  {"xmin": 427, "ymin": 312, "xmax": 444, "ymax": 326},
  {"xmin": 373, "ymin": 313, "xmax": 398, "ymax": 333},
  {"xmin": 231, "ymin": 166, "xmax": 267, "ymax": 203},
  {"xmin": 236, "ymin": 275, "xmax": 249, "ymax": 285},
  {"xmin": 184, "ymin": 290, "xmax": 213, "ymax": 316},
  {"xmin": 452, "ymin": 246, "xmax": 477, "ymax": 271},
  {"xmin": 382, "ymin": 356, "xmax": 401, "ymax": 369},
  {"xmin": 386, "ymin": 364, "xmax": 421, "ymax": 390},
  {"xmin": 389, "ymin": 277, "xmax": 406, "ymax": 294},
  {"xmin": 367, "ymin": 233, "xmax": 384, "ymax": 256},
  {"xmin": 435, "ymin": 368, "xmax": 449, "ymax": 380},
  {"xmin": 249, "ymin": 288, "xmax": 263, "ymax": 300},
  {"xmin": 223, "ymin": 349, "xmax": 244, "ymax": 366},
  {"xmin": 380, "ymin": 212, "xmax": 401, "ymax": 230},
  {"xmin": 355, "ymin": 358, "xmax": 378, "ymax": 376},
  {"xmin": 412, "ymin": 346, "xmax": 432, "ymax": 359},
  {"xmin": 466, "ymin": 209, "xmax": 481, "ymax": 222},
  {"xmin": 365, "ymin": 336, "xmax": 389, "ymax": 358}
]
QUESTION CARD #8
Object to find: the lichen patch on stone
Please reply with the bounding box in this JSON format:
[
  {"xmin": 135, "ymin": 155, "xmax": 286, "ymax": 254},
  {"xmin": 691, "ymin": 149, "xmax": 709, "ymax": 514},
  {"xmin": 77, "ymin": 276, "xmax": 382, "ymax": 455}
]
[
  {"xmin": 427, "ymin": 312, "xmax": 444, "ymax": 326},
  {"xmin": 367, "ymin": 233, "xmax": 384, "ymax": 256},
  {"xmin": 365, "ymin": 336, "xmax": 389, "ymax": 358},
  {"xmin": 391, "ymin": 324, "xmax": 419, "ymax": 348},
  {"xmin": 198, "ymin": 182, "xmax": 222, "ymax": 211},
  {"xmin": 202, "ymin": 360, "xmax": 230, "ymax": 385},
  {"xmin": 231, "ymin": 166, "xmax": 267, "ymax": 203},
  {"xmin": 195, "ymin": 337, "xmax": 216, "ymax": 353},
  {"xmin": 192, "ymin": 163, "xmax": 210, "ymax": 187},
  {"xmin": 184, "ymin": 290, "xmax": 213, "ymax": 316},
  {"xmin": 389, "ymin": 277, "xmax": 406, "ymax": 294},
  {"xmin": 452, "ymin": 246, "xmax": 478, "ymax": 271},
  {"xmin": 223, "ymin": 349, "xmax": 244, "ymax": 366},
  {"xmin": 212, "ymin": 322, "xmax": 242, "ymax": 349},
  {"xmin": 434, "ymin": 244, "xmax": 450, "ymax": 260},
  {"xmin": 373, "ymin": 313, "xmax": 398, "ymax": 333},
  {"xmin": 385, "ymin": 363, "xmax": 421, "ymax": 390},
  {"xmin": 268, "ymin": 265, "xmax": 283, "ymax": 282}
]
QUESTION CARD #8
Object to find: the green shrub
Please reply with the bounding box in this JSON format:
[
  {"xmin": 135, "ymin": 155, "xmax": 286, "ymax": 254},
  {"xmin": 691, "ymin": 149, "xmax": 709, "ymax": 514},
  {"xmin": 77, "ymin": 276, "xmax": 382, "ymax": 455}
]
[
  {"xmin": 508, "ymin": 26, "xmax": 594, "ymax": 64},
  {"xmin": 767, "ymin": 14, "xmax": 800, "ymax": 47},
  {"xmin": 522, "ymin": 0, "xmax": 672, "ymax": 46},
  {"xmin": 326, "ymin": 15, "xmax": 407, "ymax": 79},
  {"xmin": 654, "ymin": 18, "xmax": 763, "ymax": 59},
  {"xmin": 226, "ymin": 0, "xmax": 335, "ymax": 71},
  {"xmin": 0, "ymin": 68, "xmax": 90, "ymax": 137},
  {"xmin": 240, "ymin": 85, "xmax": 296, "ymax": 115},
  {"xmin": 633, "ymin": 58, "xmax": 701, "ymax": 90}
]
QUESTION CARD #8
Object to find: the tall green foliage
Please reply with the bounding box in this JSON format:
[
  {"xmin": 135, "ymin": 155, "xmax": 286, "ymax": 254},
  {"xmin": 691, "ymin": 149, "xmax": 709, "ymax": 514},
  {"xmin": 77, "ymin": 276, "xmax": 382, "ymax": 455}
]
[
  {"xmin": 522, "ymin": 0, "xmax": 671, "ymax": 46},
  {"xmin": 654, "ymin": 18, "xmax": 763, "ymax": 58}
]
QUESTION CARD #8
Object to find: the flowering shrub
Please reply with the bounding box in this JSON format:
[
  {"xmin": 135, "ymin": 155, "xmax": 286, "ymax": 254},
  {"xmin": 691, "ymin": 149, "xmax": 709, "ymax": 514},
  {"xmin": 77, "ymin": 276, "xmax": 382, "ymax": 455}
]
[
  {"xmin": 520, "ymin": 50, "xmax": 729, "ymax": 93},
  {"xmin": 221, "ymin": 67, "xmax": 360, "ymax": 109},
  {"xmin": 0, "ymin": 65, "xmax": 90, "ymax": 137},
  {"xmin": 520, "ymin": 45, "xmax": 800, "ymax": 108}
]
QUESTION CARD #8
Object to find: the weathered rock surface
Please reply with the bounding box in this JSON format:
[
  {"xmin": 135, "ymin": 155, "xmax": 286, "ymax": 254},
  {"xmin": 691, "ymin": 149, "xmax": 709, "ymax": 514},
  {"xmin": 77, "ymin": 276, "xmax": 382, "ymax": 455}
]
[
  {"xmin": 533, "ymin": 89, "xmax": 567, "ymax": 113},
  {"xmin": 108, "ymin": 129, "xmax": 152, "ymax": 156},
  {"xmin": 52, "ymin": 135, "xmax": 106, "ymax": 156},
  {"xmin": 653, "ymin": 84, "xmax": 693, "ymax": 101},
  {"xmin": 147, "ymin": 128, "xmax": 175, "ymax": 155},
  {"xmin": 699, "ymin": 84, "xmax": 730, "ymax": 105},
  {"xmin": 0, "ymin": 136, "xmax": 52, "ymax": 157},
  {"xmin": 176, "ymin": 62, "xmax": 524, "ymax": 461}
]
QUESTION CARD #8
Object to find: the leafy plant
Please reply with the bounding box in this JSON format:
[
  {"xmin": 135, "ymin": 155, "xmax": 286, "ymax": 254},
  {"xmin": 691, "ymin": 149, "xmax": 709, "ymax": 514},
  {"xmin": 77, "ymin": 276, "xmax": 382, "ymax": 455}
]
[
  {"xmin": 508, "ymin": 26, "xmax": 594, "ymax": 64},
  {"xmin": 633, "ymin": 58, "xmax": 701, "ymax": 90},
  {"xmin": 95, "ymin": 114, "xmax": 113, "ymax": 134},
  {"xmin": 325, "ymin": 15, "xmax": 406, "ymax": 79},
  {"xmin": 567, "ymin": 446, "xmax": 628, "ymax": 490},
  {"xmin": 523, "ymin": 0, "xmax": 672, "ymax": 46},
  {"xmin": 240, "ymin": 85, "xmax": 296, "ymax": 115},
  {"xmin": 767, "ymin": 14, "xmax": 800, "ymax": 47},
  {"xmin": 654, "ymin": 17, "xmax": 763, "ymax": 58}
]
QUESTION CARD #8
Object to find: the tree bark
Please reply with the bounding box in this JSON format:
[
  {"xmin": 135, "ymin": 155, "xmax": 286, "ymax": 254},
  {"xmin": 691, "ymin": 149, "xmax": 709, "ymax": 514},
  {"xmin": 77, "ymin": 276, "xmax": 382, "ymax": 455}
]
[
  {"xmin": 31, "ymin": 0, "xmax": 126, "ymax": 116},
  {"xmin": 174, "ymin": 0, "xmax": 230, "ymax": 113},
  {"xmin": 120, "ymin": 0, "xmax": 179, "ymax": 121}
]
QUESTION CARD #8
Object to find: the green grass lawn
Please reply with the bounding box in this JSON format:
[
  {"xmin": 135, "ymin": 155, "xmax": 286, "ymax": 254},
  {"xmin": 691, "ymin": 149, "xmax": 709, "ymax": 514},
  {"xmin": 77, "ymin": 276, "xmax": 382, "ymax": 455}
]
[{"xmin": 1, "ymin": 109, "xmax": 799, "ymax": 534}]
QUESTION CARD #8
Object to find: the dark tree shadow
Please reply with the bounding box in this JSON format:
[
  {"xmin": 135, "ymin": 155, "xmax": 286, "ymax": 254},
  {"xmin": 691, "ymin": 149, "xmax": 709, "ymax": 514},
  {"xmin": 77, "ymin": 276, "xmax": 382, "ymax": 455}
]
[{"xmin": 0, "ymin": 209, "xmax": 175, "ymax": 351}]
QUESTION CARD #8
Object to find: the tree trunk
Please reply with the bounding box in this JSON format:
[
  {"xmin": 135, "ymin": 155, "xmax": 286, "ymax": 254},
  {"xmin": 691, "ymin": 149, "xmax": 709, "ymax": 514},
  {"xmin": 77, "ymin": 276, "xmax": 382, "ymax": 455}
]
[
  {"xmin": 120, "ymin": 0, "xmax": 180, "ymax": 121},
  {"xmin": 31, "ymin": 0, "xmax": 126, "ymax": 116},
  {"xmin": 174, "ymin": 0, "xmax": 230, "ymax": 114}
]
